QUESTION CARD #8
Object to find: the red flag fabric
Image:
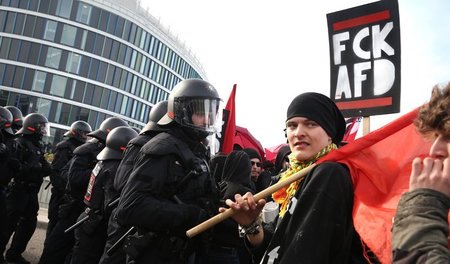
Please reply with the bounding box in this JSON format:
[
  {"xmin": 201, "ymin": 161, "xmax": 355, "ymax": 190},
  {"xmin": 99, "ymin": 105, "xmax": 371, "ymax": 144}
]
[
  {"xmin": 319, "ymin": 108, "xmax": 432, "ymax": 264},
  {"xmin": 265, "ymin": 143, "xmax": 289, "ymax": 163},
  {"xmin": 234, "ymin": 126, "xmax": 265, "ymax": 160},
  {"xmin": 221, "ymin": 84, "xmax": 237, "ymax": 154}
]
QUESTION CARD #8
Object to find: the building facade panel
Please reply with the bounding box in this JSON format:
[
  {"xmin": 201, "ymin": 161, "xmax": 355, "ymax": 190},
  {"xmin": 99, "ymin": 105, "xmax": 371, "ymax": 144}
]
[{"xmin": 0, "ymin": 0, "xmax": 206, "ymax": 146}]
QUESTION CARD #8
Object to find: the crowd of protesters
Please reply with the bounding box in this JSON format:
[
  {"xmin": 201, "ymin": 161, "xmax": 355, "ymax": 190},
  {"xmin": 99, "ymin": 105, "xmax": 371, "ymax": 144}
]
[{"xmin": 0, "ymin": 79, "xmax": 449, "ymax": 264}]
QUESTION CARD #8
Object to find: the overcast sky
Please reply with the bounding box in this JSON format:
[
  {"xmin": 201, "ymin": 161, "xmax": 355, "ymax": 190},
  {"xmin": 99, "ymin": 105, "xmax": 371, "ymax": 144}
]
[{"xmin": 140, "ymin": 0, "xmax": 450, "ymax": 149}]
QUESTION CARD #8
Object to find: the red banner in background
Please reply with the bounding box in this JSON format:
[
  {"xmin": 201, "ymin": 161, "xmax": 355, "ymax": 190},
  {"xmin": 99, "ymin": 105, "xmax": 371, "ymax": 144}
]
[{"xmin": 220, "ymin": 84, "xmax": 237, "ymax": 154}]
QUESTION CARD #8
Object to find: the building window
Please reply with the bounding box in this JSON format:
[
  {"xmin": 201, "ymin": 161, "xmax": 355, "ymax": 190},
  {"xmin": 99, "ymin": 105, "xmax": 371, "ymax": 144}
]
[
  {"xmin": 70, "ymin": 80, "xmax": 85, "ymax": 102},
  {"xmin": 13, "ymin": 13, "xmax": 25, "ymax": 35},
  {"xmin": 100, "ymin": 88, "xmax": 110, "ymax": 109},
  {"xmin": 66, "ymin": 52, "xmax": 81, "ymax": 74},
  {"xmin": 12, "ymin": 66, "xmax": 25, "ymax": 88},
  {"xmin": 45, "ymin": 47, "xmax": 62, "ymax": 69},
  {"xmin": 36, "ymin": 97, "xmax": 51, "ymax": 117},
  {"xmin": 56, "ymin": 0, "xmax": 72, "ymax": 18},
  {"xmin": 106, "ymin": 13, "xmax": 117, "ymax": 34},
  {"xmin": 23, "ymin": 14, "xmax": 35, "ymax": 37},
  {"xmin": 50, "ymin": 75, "xmax": 67, "ymax": 97},
  {"xmin": 18, "ymin": 41, "xmax": 30, "ymax": 63},
  {"xmin": 32, "ymin": 70, "xmax": 46, "ymax": 92},
  {"xmin": 76, "ymin": 2, "xmax": 92, "ymax": 24},
  {"xmin": 108, "ymin": 91, "xmax": 117, "ymax": 111},
  {"xmin": 3, "ymin": 11, "xmax": 15, "ymax": 34},
  {"xmin": 98, "ymin": 9, "xmax": 109, "ymax": 31},
  {"xmin": 61, "ymin": 24, "xmax": 77, "ymax": 46},
  {"xmin": 120, "ymin": 95, "xmax": 128, "ymax": 115},
  {"xmin": 43, "ymin": 20, "xmax": 57, "ymax": 41}
]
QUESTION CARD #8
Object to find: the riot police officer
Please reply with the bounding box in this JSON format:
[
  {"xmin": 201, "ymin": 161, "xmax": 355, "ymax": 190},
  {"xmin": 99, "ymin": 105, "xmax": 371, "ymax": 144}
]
[
  {"xmin": 0, "ymin": 106, "xmax": 16, "ymax": 264},
  {"xmin": 2, "ymin": 113, "xmax": 51, "ymax": 264},
  {"xmin": 100, "ymin": 100, "xmax": 168, "ymax": 264},
  {"xmin": 39, "ymin": 117, "xmax": 128, "ymax": 264},
  {"xmin": 4, "ymin": 106, "xmax": 23, "ymax": 133},
  {"xmin": 116, "ymin": 79, "xmax": 222, "ymax": 263},
  {"xmin": 0, "ymin": 106, "xmax": 14, "ymax": 187},
  {"xmin": 46, "ymin": 121, "xmax": 92, "ymax": 236},
  {"xmin": 71, "ymin": 126, "xmax": 138, "ymax": 264}
]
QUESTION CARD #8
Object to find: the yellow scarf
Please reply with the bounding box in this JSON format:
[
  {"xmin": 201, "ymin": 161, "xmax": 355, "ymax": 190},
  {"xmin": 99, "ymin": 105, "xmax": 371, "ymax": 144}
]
[{"xmin": 272, "ymin": 143, "xmax": 337, "ymax": 218}]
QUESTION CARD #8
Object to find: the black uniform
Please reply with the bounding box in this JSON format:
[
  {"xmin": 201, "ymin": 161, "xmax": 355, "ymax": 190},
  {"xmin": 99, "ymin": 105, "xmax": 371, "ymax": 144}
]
[
  {"xmin": 47, "ymin": 137, "xmax": 83, "ymax": 236},
  {"xmin": 0, "ymin": 130, "xmax": 20, "ymax": 262},
  {"xmin": 71, "ymin": 159, "xmax": 120, "ymax": 264},
  {"xmin": 39, "ymin": 139, "xmax": 104, "ymax": 264},
  {"xmin": 3, "ymin": 134, "xmax": 51, "ymax": 260},
  {"xmin": 99, "ymin": 134, "xmax": 153, "ymax": 264},
  {"xmin": 116, "ymin": 128, "xmax": 217, "ymax": 264}
]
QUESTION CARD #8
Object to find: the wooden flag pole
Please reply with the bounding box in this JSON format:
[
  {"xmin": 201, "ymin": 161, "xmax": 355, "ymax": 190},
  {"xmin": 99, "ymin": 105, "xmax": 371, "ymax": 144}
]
[
  {"xmin": 363, "ymin": 116, "xmax": 370, "ymax": 136},
  {"xmin": 186, "ymin": 164, "xmax": 317, "ymax": 238}
]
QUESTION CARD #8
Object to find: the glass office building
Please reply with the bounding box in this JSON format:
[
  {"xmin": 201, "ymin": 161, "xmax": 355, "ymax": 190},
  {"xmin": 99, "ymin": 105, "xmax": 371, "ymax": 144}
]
[{"xmin": 0, "ymin": 0, "xmax": 206, "ymax": 144}]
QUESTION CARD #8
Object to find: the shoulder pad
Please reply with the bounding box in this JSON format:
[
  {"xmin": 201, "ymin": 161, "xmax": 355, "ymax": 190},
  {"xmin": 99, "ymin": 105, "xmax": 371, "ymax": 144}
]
[
  {"xmin": 128, "ymin": 134, "xmax": 152, "ymax": 148},
  {"xmin": 56, "ymin": 140, "xmax": 76, "ymax": 150},
  {"xmin": 73, "ymin": 141, "xmax": 102, "ymax": 155},
  {"xmin": 140, "ymin": 132, "xmax": 183, "ymax": 156}
]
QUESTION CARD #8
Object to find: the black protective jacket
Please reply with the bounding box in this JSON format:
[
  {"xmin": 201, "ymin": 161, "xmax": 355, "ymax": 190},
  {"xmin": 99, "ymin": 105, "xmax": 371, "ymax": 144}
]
[
  {"xmin": 50, "ymin": 137, "xmax": 83, "ymax": 193},
  {"xmin": 14, "ymin": 135, "xmax": 51, "ymax": 186},
  {"xmin": 116, "ymin": 127, "xmax": 217, "ymax": 263},
  {"xmin": 113, "ymin": 134, "xmax": 154, "ymax": 193},
  {"xmin": 0, "ymin": 132, "xmax": 19, "ymax": 187},
  {"xmin": 67, "ymin": 139, "xmax": 104, "ymax": 201}
]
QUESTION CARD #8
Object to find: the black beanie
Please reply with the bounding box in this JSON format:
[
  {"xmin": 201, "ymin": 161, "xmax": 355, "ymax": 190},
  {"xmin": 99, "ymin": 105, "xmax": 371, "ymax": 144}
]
[
  {"xmin": 242, "ymin": 148, "xmax": 262, "ymax": 161},
  {"xmin": 286, "ymin": 92, "xmax": 346, "ymax": 144}
]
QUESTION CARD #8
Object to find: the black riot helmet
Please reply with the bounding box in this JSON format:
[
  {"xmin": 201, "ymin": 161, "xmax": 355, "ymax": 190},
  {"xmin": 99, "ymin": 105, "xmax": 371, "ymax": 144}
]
[
  {"xmin": 158, "ymin": 79, "xmax": 222, "ymax": 138},
  {"xmin": 141, "ymin": 100, "xmax": 168, "ymax": 134},
  {"xmin": 16, "ymin": 113, "xmax": 50, "ymax": 136},
  {"xmin": 0, "ymin": 106, "xmax": 14, "ymax": 135},
  {"xmin": 5, "ymin": 106, "xmax": 23, "ymax": 132},
  {"xmin": 64, "ymin": 120, "xmax": 92, "ymax": 143},
  {"xmin": 87, "ymin": 117, "xmax": 128, "ymax": 142},
  {"xmin": 97, "ymin": 126, "xmax": 138, "ymax": 160}
]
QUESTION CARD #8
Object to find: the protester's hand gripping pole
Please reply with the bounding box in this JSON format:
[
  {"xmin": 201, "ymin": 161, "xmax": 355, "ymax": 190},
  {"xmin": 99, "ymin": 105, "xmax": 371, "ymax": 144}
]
[{"xmin": 186, "ymin": 164, "xmax": 316, "ymax": 238}]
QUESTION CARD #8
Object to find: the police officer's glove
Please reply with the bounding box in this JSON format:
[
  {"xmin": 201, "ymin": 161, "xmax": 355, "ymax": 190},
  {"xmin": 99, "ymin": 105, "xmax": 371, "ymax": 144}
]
[
  {"xmin": 183, "ymin": 204, "xmax": 209, "ymax": 230},
  {"xmin": 182, "ymin": 205, "xmax": 213, "ymax": 252}
]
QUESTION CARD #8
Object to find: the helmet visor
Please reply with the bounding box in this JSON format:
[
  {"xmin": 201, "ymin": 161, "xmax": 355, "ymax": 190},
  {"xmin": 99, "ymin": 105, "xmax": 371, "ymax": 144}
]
[
  {"xmin": 36, "ymin": 122, "xmax": 51, "ymax": 137},
  {"xmin": 178, "ymin": 98, "xmax": 221, "ymax": 134}
]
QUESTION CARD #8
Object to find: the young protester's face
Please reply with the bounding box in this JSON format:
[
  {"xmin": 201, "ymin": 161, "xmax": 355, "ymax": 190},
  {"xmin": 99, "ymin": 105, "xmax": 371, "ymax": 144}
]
[
  {"xmin": 429, "ymin": 132, "xmax": 450, "ymax": 159},
  {"xmin": 286, "ymin": 116, "xmax": 331, "ymax": 161}
]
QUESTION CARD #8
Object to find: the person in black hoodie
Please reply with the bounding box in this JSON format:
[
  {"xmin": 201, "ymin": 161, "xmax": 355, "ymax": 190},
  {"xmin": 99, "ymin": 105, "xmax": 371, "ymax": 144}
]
[{"xmin": 210, "ymin": 150, "xmax": 255, "ymax": 264}]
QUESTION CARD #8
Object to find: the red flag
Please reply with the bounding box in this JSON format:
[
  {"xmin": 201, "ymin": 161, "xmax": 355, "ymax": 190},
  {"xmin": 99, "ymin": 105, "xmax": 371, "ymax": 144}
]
[
  {"xmin": 220, "ymin": 84, "xmax": 237, "ymax": 154},
  {"xmin": 319, "ymin": 108, "xmax": 432, "ymax": 264}
]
